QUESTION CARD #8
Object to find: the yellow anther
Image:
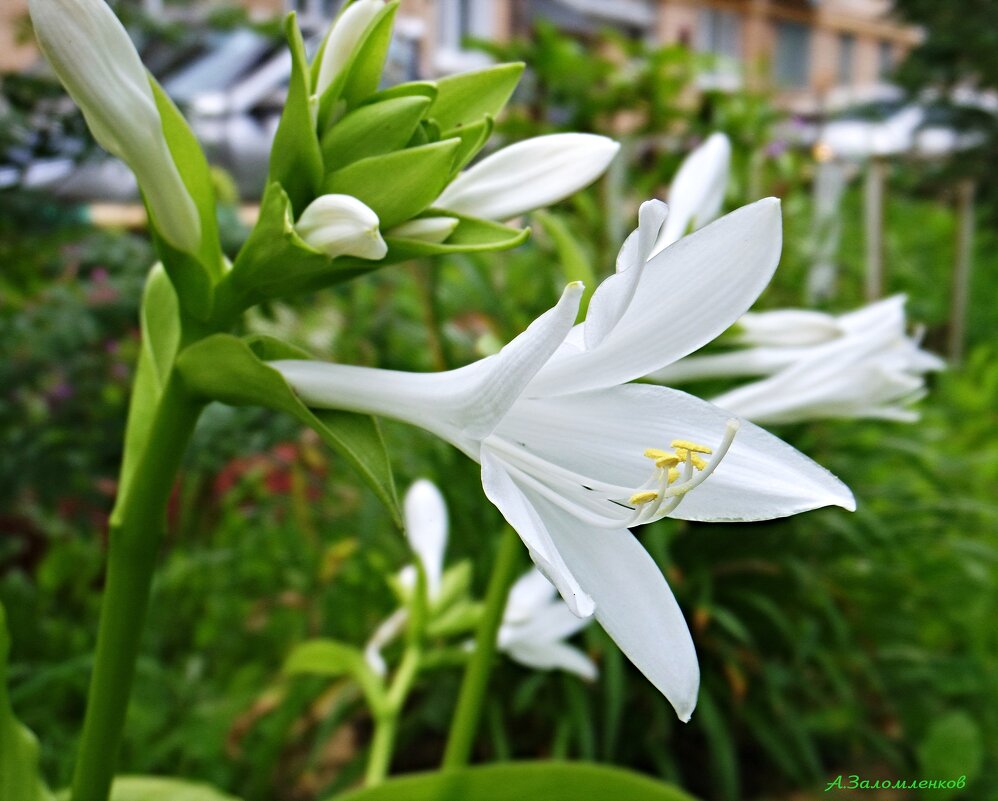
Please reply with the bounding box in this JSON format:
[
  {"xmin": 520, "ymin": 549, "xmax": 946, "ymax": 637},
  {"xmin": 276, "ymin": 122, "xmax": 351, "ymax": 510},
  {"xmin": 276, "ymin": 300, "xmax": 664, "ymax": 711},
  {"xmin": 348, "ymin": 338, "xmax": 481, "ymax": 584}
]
[
  {"xmin": 644, "ymin": 448, "xmax": 670, "ymax": 460},
  {"xmin": 671, "ymin": 439, "xmax": 713, "ymax": 455},
  {"xmin": 629, "ymin": 490, "xmax": 659, "ymax": 505},
  {"xmin": 655, "ymin": 454, "xmax": 681, "ymax": 468},
  {"xmin": 667, "ymin": 468, "xmax": 680, "ymax": 484},
  {"xmin": 690, "ymin": 454, "xmax": 708, "ymax": 470}
]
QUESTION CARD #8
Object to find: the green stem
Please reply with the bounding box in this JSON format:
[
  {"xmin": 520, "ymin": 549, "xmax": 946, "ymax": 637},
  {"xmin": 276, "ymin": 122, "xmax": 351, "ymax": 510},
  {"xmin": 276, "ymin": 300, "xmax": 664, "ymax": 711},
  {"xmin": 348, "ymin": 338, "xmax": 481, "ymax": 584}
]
[
  {"xmin": 365, "ymin": 644, "xmax": 422, "ymax": 786},
  {"xmin": 70, "ymin": 375, "xmax": 202, "ymax": 801},
  {"xmin": 442, "ymin": 528, "xmax": 521, "ymax": 769}
]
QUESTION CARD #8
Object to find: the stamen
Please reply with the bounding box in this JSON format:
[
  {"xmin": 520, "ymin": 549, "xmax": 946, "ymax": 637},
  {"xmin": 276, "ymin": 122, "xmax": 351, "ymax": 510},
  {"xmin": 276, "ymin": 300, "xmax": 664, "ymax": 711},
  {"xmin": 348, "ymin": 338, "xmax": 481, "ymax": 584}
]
[
  {"xmin": 654, "ymin": 454, "xmax": 681, "ymax": 468},
  {"xmin": 629, "ymin": 490, "xmax": 659, "ymax": 505},
  {"xmin": 671, "ymin": 439, "xmax": 713, "ymax": 454},
  {"xmin": 643, "ymin": 448, "xmax": 670, "ymax": 460}
]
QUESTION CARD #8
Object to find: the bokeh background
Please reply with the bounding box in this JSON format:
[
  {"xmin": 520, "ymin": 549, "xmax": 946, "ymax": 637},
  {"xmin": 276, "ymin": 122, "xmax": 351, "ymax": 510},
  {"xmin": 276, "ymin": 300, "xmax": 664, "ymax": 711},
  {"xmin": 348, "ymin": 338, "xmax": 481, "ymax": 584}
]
[{"xmin": 1, "ymin": 1, "xmax": 996, "ymax": 799}]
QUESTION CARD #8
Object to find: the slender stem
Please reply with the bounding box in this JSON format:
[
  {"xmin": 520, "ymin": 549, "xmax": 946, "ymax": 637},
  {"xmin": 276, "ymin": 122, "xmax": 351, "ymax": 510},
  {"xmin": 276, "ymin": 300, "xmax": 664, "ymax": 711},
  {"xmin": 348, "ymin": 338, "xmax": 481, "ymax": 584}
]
[
  {"xmin": 442, "ymin": 527, "xmax": 520, "ymax": 769},
  {"xmin": 70, "ymin": 375, "xmax": 202, "ymax": 801},
  {"xmin": 365, "ymin": 644, "xmax": 422, "ymax": 786}
]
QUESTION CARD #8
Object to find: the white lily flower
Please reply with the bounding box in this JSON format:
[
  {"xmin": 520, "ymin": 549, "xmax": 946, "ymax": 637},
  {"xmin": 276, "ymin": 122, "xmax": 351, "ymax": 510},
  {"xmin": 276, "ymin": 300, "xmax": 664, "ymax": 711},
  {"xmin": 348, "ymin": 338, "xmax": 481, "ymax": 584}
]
[
  {"xmin": 315, "ymin": 0, "xmax": 386, "ymax": 98},
  {"xmin": 364, "ymin": 479, "xmax": 448, "ymax": 675},
  {"xmin": 274, "ymin": 197, "xmax": 855, "ymax": 720},
  {"xmin": 710, "ymin": 300, "xmax": 945, "ymax": 424},
  {"xmin": 652, "ymin": 133, "xmax": 731, "ymax": 255},
  {"xmin": 295, "ymin": 194, "xmax": 388, "ymax": 260},
  {"xmin": 29, "ymin": 0, "xmax": 200, "ymax": 255},
  {"xmin": 498, "ymin": 569, "xmax": 597, "ymax": 681},
  {"xmin": 434, "ymin": 134, "xmax": 620, "ymax": 222}
]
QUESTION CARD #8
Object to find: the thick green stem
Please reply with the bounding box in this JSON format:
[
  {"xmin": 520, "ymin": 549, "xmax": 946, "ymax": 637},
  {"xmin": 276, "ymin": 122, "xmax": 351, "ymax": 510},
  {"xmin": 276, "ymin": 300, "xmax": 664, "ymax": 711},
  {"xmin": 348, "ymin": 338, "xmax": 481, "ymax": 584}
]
[
  {"xmin": 70, "ymin": 376, "xmax": 201, "ymax": 801},
  {"xmin": 442, "ymin": 528, "xmax": 521, "ymax": 769}
]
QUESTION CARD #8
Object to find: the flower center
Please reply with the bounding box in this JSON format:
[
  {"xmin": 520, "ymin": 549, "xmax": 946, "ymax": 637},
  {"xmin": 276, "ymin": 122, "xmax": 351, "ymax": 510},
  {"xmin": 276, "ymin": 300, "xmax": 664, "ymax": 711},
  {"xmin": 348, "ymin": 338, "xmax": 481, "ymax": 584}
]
[{"xmin": 623, "ymin": 419, "xmax": 740, "ymax": 525}]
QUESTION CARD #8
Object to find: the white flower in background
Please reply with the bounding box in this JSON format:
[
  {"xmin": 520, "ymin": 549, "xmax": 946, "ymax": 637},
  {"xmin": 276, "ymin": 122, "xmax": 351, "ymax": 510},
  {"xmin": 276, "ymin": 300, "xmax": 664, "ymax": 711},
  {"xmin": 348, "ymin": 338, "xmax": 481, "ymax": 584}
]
[
  {"xmin": 498, "ymin": 569, "xmax": 597, "ymax": 681},
  {"xmin": 652, "ymin": 132, "xmax": 731, "ymax": 255},
  {"xmin": 709, "ymin": 300, "xmax": 945, "ymax": 424},
  {"xmin": 29, "ymin": 0, "xmax": 201, "ymax": 255},
  {"xmin": 295, "ymin": 194, "xmax": 388, "ymax": 260},
  {"xmin": 364, "ymin": 479, "xmax": 447, "ymax": 676},
  {"xmin": 434, "ymin": 134, "xmax": 620, "ymax": 222},
  {"xmin": 274, "ymin": 197, "xmax": 855, "ymax": 721},
  {"xmin": 315, "ymin": 0, "xmax": 386, "ymax": 97},
  {"xmin": 648, "ymin": 296, "xmax": 945, "ymax": 423}
]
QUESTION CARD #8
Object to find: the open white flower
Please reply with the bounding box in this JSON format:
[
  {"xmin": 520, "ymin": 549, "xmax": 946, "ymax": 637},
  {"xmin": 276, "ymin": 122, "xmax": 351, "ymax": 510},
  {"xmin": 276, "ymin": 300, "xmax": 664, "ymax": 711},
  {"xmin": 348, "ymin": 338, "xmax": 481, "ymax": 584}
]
[
  {"xmin": 274, "ymin": 197, "xmax": 855, "ymax": 720},
  {"xmin": 434, "ymin": 133, "xmax": 620, "ymax": 222},
  {"xmin": 295, "ymin": 194, "xmax": 387, "ymax": 261},
  {"xmin": 498, "ymin": 569, "xmax": 597, "ymax": 681},
  {"xmin": 29, "ymin": 0, "xmax": 200, "ymax": 254}
]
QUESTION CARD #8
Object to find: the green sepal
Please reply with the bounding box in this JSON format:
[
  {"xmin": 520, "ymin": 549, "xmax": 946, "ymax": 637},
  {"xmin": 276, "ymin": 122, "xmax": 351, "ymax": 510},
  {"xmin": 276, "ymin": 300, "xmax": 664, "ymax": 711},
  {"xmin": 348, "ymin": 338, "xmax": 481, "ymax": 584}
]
[
  {"xmin": 284, "ymin": 639, "xmax": 387, "ymax": 713},
  {"xmin": 55, "ymin": 776, "xmax": 240, "ymax": 801},
  {"xmin": 533, "ymin": 210, "xmax": 596, "ymax": 319},
  {"xmin": 341, "ymin": 1, "xmax": 398, "ymax": 107},
  {"xmin": 428, "ymin": 62, "xmax": 524, "ymax": 132},
  {"xmin": 321, "ymin": 96, "xmax": 432, "ymax": 171},
  {"xmin": 385, "ymin": 212, "xmax": 529, "ymax": 257},
  {"xmin": 268, "ymin": 13, "xmax": 324, "ymax": 215},
  {"xmin": 432, "ymin": 561, "xmax": 473, "ymax": 616},
  {"xmin": 364, "ymin": 81, "xmax": 438, "ymax": 105},
  {"xmin": 446, "ymin": 115, "xmax": 493, "ymax": 176},
  {"xmin": 315, "ymin": 2, "xmax": 399, "ymax": 127},
  {"xmin": 175, "ymin": 333, "xmax": 401, "ymax": 527},
  {"xmin": 427, "ymin": 600, "xmax": 482, "ymax": 639},
  {"xmin": 0, "ymin": 603, "xmax": 53, "ymax": 801},
  {"xmin": 111, "ymin": 266, "xmax": 180, "ymax": 527},
  {"xmin": 148, "ymin": 80, "xmax": 223, "ymax": 320},
  {"xmin": 323, "ymin": 139, "xmax": 462, "ymax": 228},
  {"xmin": 332, "ymin": 762, "xmax": 698, "ymax": 801}
]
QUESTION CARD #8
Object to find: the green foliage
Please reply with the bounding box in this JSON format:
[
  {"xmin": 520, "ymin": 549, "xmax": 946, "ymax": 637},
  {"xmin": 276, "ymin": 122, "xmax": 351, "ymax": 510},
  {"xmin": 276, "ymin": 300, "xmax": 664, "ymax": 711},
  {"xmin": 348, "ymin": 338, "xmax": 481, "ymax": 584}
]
[
  {"xmin": 428, "ymin": 63, "xmax": 524, "ymax": 133},
  {"xmin": 333, "ymin": 762, "xmax": 696, "ymax": 801}
]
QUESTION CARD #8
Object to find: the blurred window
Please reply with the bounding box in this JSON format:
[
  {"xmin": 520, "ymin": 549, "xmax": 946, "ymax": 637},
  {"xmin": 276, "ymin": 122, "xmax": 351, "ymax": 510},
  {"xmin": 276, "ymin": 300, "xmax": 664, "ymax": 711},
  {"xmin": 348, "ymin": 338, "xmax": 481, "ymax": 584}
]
[
  {"xmin": 436, "ymin": 0, "xmax": 493, "ymax": 72},
  {"xmin": 837, "ymin": 33, "xmax": 854, "ymax": 86},
  {"xmin": 696, "ymin": 8, "xmax": 742, "ymax": 60},
  {"xmin": 773, "ymin": 20, "xmax": 811, "ymax": 88},
  {"xmin": 878, "ymin": 40, "xmax": 894, "ymax": 77}
]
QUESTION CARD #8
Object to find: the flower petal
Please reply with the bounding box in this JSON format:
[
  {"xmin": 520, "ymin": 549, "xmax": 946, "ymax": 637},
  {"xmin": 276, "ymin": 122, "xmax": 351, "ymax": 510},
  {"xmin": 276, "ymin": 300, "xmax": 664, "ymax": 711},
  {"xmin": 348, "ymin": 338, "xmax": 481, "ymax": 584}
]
[
  {"xmin": 529, "ymin": 199, "xmax": 783, "ymax": 396},
  {"xmin": 504, "ymin": 568, "xmax": 558, "ymax": 622},
  {"xmin": 316, "ymin": 0, "xmax": 386, "ymax": 97},
  {"xmin": 434, "ymin": 133, "xmax": 619, "ymax": 221},
  {"xmin": 653, "ymin": 132, "xmax": 731, "ymax": 254},
  {"xmin": 480, "ymin": 449, "xmax": 595, "ymax": 618},
  {"xmin": 504, "ymin": 599, "xmax": 592, "ymax": 646},
  {"xmin": 529, "ymin": 493, "xmax": 699, "ymax": 720},
  {"xmin": 504, "ymin": 639, "xmax": 598, "ymax": 681},
  {"xmin": 497, "ymin": 383, "xmax": 855, "ymax": 521},
  {"xmin": 403, "ymin": 480, "xmax": 448, "ymax": 597}
]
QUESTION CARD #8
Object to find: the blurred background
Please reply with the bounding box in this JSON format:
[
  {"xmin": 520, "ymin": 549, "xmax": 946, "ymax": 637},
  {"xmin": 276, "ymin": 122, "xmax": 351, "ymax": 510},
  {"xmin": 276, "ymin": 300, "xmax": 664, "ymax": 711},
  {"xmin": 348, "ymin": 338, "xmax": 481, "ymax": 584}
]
[{"xmin": 1, "ymin": 1, "xmax": 996, "ymax": 799}]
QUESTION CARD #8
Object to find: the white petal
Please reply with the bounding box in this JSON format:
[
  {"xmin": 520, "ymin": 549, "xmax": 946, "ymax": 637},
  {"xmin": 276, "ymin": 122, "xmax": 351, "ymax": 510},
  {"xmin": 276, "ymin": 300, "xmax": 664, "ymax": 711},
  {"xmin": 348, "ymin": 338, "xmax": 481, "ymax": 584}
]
[
  {"xmin": 735, "ymin": 309, "xmax": 841, "ymax": 347},
  {"xmin": 529, "ymin": 493, "xmax": 699, "ymax": 720},
  {"xmin": 315, "ymin": 0, "xmax": 385, "ymax": 97},
  {"xmin": 480, "ymin": 449, "xmax": 595, "ymax": 618},
  {"xmin": 296, "ymin": 194, "xmax": 387, "ymax": 260},
  {"xmin": 504, "ymin": 568, "xmax": 557, "ymax": 622},
  {"xmin": 653, "ymin": 133, "xmax": 731, "ymax": 253},
  {"xmin": 29, "ymin": 0, "xmax": 200, "ymax": 254},
  {"xmin": 363, "ymin": 607, "xmax": 408, "ymax": 677},
  {"xmin": 504, "ymin": 639, "xmax": 598, "ymax": 681},
  {"xmin": 584, "ymin": 200, "xmax": 668, "ymax": 350},
  {"xmin": 388, "ymin": 216, "xmax": 460, "ymax": 243},
  {"xmin": 271, "ymin": 283, "xmax": 581, "ymax": 451},
  {"xmin": 497, "ymin": 383, "xmax": 856, "ymax": 521},
  {"xmin": 647, "ymin": 346, "xmax": 804, "ymax": 384},
  {"xmin": 529, "ymin": 199, "xmax": 783, "ymax": 396},
  {"xmin": 504, "ymin": 599, "xmax": 593, "ymax": 646},
  {"xmin": 403, "ymin": 480, "xmax": 448, "ymax": 598},
  {"xmin": 434, "ymin": 134, "xmax": 619, "ymax": 221}
]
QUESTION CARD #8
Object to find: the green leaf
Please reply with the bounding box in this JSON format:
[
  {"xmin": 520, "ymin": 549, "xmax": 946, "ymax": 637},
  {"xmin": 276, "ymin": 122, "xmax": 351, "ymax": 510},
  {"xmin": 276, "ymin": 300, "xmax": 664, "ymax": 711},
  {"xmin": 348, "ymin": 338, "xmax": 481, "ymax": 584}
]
[
  {"xmin": 446, "ymin": 115, "xmax": 493, "ymax": 175},
  {"xmin": 330, "ymin": 762, "xmax": 698, "ymax": 801},
  {"xmin": 533, "ymin": 210, "xmax": 595, "ymax": 319},
  {"xmin": 428, "ymin": 63, "xmax": 524, "ymax": 132},
  {"xmin": 269, "ymin": 13, "xmax": 324, "ymax": 215},
  {"xmin": 176, "ymin": 334, "xmax": 401, "ymax": 527},
  {"xmin": 385, "ymin": 213, "xmax": 529, "ymax": 257},
  {"xmin": 917, "ymin": 712, "xmax": 982, "ymax": 799},
  {"xmin": 55, "ymin": 776, "xmax": 239, "ymax": 801},
  {"xmin": 365, "ymin": 81, "xmax": 438, "ymax": 105},
  {"xmin": 321, "ymin": 96, "xmax": 432, "ymax": 171},
  {"xmin": 148, "ymin": 80, "xmax": 222, "ymax": 319},
  {"xmin": 432, "ymin": 561, "xmax": 473, "ymax": 615},
  {"xmin": 0, "ymin": 603, "xmax": 52, "ymax": 801},
  {"xmin": 111, "ymin": 266, "xmax": 180, "ymax": 527},
  {"xmin": 341, "ymin": 2, "xmax": 399, "ymax": 107},
  {"xmin": 323, "ymin": 139, "xmax": 462, "ymax": 228},
  {"xmin": 284, "ymin": 639, "xmax": 386, "ymax": 711},
  {"xmin": 427, "ymin": 600, "xmax": 481, "ymax": 639}
]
